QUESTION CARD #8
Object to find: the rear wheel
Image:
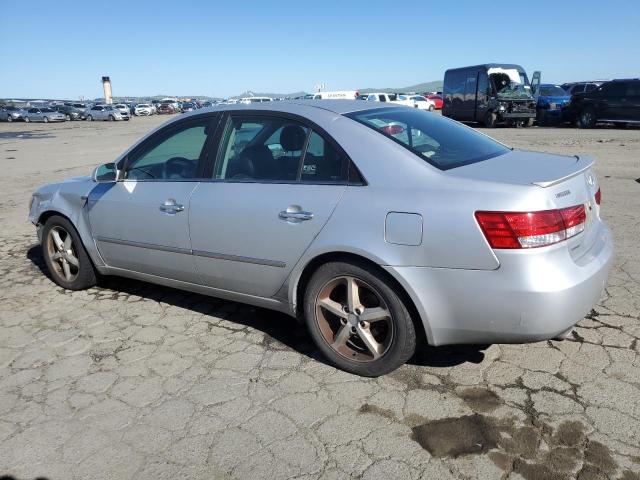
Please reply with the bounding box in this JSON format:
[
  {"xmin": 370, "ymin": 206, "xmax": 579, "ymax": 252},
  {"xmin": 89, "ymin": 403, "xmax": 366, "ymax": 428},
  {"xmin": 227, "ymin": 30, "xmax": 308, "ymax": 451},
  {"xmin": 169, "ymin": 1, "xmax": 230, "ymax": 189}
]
[
  {"xmin": 41, "ymin": 216, "xmax": 97, "ymax": 290},
  {"xmin": 304, "ymin": 261, "xmax": 416, "ymax": 376},
  {"xmin": 108, "ymin": 115, "xmax": 114, "ymax": 122},
  {"xmin": 7, "ymin": 115, "xmax": 12, "ymax": 122},
  {"xmin": 579, "ymin": 107, "xmax": 597, "ymax": 128},
  {"xmin": 484, "ymin": 111, "xmax": 497, "ymax": 128},
  {"xmin": 43, "ymin": 116, "xmax": 49, "ymax": 123},
  {"xmin": 24, "ymin": 116, "xmax": 30, "ymax": 123},
  {"xmin": 87, "ymin": 115, "xmax": 93, "ymax": 121},
  {"xmin": 428, "ymin": 104, "xmax": 435, "ymax": 112}
]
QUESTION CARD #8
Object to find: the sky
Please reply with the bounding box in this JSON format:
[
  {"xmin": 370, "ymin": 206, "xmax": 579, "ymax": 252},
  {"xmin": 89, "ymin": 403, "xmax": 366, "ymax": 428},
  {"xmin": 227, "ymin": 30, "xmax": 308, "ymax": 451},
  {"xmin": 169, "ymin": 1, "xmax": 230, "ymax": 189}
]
[{"xmin": 1, "ymin": 0, "xmax": 639, "ymax": 100}]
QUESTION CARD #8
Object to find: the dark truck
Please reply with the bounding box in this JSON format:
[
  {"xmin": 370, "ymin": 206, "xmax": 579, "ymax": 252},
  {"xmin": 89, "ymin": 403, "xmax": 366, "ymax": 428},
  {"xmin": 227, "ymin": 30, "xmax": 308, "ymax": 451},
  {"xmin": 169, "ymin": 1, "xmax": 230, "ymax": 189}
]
[{"xmin": 443, "ymin": 64, "xmax": 538, "ymax": 127}]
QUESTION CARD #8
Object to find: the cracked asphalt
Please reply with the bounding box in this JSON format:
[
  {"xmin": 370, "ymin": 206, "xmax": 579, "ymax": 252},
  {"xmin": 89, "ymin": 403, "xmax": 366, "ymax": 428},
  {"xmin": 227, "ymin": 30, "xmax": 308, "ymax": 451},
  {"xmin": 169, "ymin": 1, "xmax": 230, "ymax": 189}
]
[{"xmin": 1, "ymin": 117, "xmax": 639, "ymax": 480}]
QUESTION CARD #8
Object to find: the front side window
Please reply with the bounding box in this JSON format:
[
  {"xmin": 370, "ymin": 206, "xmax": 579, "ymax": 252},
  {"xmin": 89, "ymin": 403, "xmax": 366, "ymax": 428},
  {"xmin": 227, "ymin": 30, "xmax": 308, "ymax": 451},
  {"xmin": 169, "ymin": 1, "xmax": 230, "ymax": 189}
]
[
  {"xmin": 214, "ymin": 115, "xmax": 347, "ymax": 183},
  {"xmin": 124, "ymin": 118, "xmax": 215, "ymax": 180},
  {"xmin": 346, "ymin": 107, "xmax": 510, "ymax": 170}
]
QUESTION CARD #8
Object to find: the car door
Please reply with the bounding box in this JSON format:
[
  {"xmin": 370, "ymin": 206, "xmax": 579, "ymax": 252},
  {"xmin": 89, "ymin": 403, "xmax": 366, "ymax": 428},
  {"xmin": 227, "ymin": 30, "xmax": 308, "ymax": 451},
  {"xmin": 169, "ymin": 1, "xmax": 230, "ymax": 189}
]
[
  {"xmin": 88, "ymin": 114, "xmax": 221, "ymax": 282},
  {"xmin": 33, "ymin": 108, "xmax": 43, "ymax": 121},
  {"xmin": 622, "ymin": 81, "xmax": 640, "ymax": 122},
  {"xmin": 189, "ymin": 113, "xmax": 349, "ymax": 297},
  {"xmin": 593, "ymin": 82, "xmax": 626, "ymax": 120}
]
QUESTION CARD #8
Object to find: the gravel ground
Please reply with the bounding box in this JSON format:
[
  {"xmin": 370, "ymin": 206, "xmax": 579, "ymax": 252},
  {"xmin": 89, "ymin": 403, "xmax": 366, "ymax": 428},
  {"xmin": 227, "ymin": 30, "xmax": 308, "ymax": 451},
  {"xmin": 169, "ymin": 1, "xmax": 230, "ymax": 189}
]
[{"xmin": 0, "ymin": 116, "xmax": 639, "ymax": 480}]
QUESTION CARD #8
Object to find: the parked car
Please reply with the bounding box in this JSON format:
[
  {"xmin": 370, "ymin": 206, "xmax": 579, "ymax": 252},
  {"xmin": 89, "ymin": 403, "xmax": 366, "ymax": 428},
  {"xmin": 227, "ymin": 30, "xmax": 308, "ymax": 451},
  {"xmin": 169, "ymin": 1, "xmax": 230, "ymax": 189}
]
[
  {"xmin": 181, "ymin": 102, "xmax": 197, "ymax": 113},
  {"xmin": 561, "ymin": 82, "xmax": 603, "ymax": 96},
  {"xmin": 425, "ymin": 94, "xmax": 443, "ymax": 109},
  {"xmin": 157, "ymin": 103, "xmax": 176, "ymax": 114},
  {"xmin": 134, "ymin": 104, "xmax": 154, "ymax": 116},
  {"xmin": 85, "ymin": 105, "xmax": 125, "ymax": 121},
  {"xmin": 535, "ymin": 84, "xmax": 572, "ymax": 125},
  {"xmin": 114, "ymin": 104, "xmax": 131, "ymax": 118},
  {"xmin": 443, "ymin": 64, "xmax": 537, "ymax": 127},
  {"xmin": 52, "ymin": 105, "xmax": 84, "ymax": 121},
  {"xmin": 568, "ymin": 79, "xmax": 640, "ymax": 128},
  {"xmin": 1, "ymin": 105, "xmax": 26, "ymax": 122},
  {"xmin": 364, "ymin": 92, "xmax": 399, "ymax": 103},
  {"xmin": 28, "ymin": 100, "xmax": 612, "ymax": 376},
  {"xmin": 396, "ymin": 94, "xmax": 436, "ymax": 111},
  {"xmin": 24, "ymin": 107, "xmax": 66, "ymax": 123}
]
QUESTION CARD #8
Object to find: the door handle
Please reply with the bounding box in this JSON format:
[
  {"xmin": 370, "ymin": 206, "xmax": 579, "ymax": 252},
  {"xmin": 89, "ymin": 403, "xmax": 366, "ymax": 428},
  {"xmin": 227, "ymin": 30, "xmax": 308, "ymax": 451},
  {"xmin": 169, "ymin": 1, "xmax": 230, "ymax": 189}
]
[
  {"xmin": 279, "ymin": 209, "xmax": 314, "ymax": 222},
  {"xmin": 159, "ymin": 198, "xmax": 184, "ymax": 214}
]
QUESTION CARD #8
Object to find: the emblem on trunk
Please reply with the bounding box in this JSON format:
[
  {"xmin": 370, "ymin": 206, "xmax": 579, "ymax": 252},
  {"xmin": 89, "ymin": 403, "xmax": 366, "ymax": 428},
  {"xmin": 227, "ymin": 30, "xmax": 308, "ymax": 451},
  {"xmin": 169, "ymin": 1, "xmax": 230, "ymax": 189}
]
[{"xmin": 556, "ymin": 190, "xmax": 571, "ymax": 198}]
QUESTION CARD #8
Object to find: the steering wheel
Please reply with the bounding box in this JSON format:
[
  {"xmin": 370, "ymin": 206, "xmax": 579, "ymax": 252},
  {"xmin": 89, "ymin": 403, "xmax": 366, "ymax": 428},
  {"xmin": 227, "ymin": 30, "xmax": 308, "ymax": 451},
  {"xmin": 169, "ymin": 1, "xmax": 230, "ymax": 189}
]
[{"xmin": 164, "ymin": 157, "xmax": 194, "ymax": 179}]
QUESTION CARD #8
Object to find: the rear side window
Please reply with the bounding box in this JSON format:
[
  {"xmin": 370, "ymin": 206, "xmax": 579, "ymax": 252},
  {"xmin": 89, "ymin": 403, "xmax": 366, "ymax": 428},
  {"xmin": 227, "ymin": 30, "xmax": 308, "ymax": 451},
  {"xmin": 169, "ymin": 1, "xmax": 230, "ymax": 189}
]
[
  {"xmin": 214, "ymin": 116, "xmax": 348, "ymax": 183},
  {"xmin": 346, "ymin": 107, "xmax": 510, "ymax": 170}
]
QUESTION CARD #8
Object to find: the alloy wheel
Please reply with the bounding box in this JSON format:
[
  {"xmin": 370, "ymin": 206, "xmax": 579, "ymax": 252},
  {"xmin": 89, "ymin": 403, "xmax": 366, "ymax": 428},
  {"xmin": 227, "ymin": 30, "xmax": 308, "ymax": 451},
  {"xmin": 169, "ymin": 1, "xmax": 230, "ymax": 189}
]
[
  {"xmin": 46, "ymin": 226, "xmax": 80, "ymax": 282},
  {"xmin": 315, "ymin": 276, "xmax": 394, "ymax": 362}
]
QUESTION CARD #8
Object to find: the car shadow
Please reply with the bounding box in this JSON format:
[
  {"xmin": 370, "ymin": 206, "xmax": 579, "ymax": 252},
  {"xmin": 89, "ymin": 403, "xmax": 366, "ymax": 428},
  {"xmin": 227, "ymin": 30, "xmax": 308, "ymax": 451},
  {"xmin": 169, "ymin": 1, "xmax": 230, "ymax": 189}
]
[
  {"xmin": 26, "ymin": 244, "xmax": 489, "ymax": 371},
  {"xmin": 0, "ymin": 130, "xmax": 55, "ymax": 140}
]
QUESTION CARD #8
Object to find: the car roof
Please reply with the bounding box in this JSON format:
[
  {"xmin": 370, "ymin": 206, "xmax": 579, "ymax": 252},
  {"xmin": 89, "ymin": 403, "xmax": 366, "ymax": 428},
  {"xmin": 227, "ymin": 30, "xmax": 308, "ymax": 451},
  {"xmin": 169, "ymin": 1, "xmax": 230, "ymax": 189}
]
[{"xmin": 182, "ymin": 99, "xmax": 398, "ymax": 117}]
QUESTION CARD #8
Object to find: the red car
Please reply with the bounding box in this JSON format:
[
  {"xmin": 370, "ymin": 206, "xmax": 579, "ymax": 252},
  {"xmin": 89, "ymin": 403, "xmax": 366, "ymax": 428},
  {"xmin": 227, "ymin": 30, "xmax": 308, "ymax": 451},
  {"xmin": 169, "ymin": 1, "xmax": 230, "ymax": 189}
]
[
  {"xmin": 157, "ymin": 103, "xmax": 176, "ymax": 114},
  {"xmin": 426, "ymin": 94, "xmax": 443, "ymax": 109}
]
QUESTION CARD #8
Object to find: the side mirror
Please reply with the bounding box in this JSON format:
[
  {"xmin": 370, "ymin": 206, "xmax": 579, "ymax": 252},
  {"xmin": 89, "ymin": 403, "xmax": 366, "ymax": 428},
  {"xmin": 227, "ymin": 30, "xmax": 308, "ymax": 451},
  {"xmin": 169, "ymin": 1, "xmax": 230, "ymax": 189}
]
[{"xmin": 92, "ymin": 162, "xmax": 117, "ymax": 182}]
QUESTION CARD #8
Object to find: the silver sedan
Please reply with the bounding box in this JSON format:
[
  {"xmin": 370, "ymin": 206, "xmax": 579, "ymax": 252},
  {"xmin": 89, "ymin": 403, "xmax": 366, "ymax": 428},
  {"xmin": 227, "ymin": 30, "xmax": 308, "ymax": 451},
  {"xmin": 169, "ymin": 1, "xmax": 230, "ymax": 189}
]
[
  {"xmin": 24, "ymin": 107, "xmax": 67, "ymax": 123},
  {"xmin": 28, "ymin": 101, "xmax": 613, "ymax": 376},
  {"xmin": 85, "ymin": 105, "xmax": 126, "ymax": 121}
]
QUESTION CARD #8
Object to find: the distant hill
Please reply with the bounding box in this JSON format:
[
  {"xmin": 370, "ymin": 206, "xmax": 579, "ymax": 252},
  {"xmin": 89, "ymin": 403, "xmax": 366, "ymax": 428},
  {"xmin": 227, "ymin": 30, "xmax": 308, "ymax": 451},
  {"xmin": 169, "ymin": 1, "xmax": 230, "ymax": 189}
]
[{"xmin": 358, "ymin": 80, "xmax": 443, "ymax": 94}]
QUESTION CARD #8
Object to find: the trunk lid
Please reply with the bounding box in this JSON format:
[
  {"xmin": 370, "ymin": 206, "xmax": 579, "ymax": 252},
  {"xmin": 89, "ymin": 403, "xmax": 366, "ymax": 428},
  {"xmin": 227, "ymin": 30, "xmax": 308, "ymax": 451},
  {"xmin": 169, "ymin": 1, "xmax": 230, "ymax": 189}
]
[{"xmin": 449, "ymin": 150, "xmax": 600, "ymax": 259}]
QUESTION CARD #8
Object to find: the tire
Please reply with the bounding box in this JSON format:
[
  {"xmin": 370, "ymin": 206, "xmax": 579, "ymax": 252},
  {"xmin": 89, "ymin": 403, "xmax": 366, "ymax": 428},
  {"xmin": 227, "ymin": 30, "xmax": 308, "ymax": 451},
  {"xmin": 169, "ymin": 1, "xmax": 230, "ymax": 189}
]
[
  {"xmin": 25, "ymin": 116, "xmax": 30, "ymax": 123},
  {"xmin": 65, "ymin": 114, "xmax": 71, "ymax": 121},
  {"xmin": 304, "ymin": 260, "xmax": 417, "ymax": 376},
  {"xmin": 7, "ymin": 115, "xmax": 12, "ymax": 122},
  {"xmin": 484, "ymin": 110, "xmax": 497, "ymax": 128},
  {"xmin": 87, "ymin": 115, "xmax": 93, "ymax": 121},
  {"xmin": 43, "ymin": 116, "xmax": 49, "ymax": 123},
  {"xmin": 428, "ymin": 104, "xmax": 435, "ymax": 112},
  {"xmin": 108, "ymin": 115, "xmax": 114, "ymax": 122},
  {"xmin": 579, "ymin": 107, "xmax": 596, "ymax": 128},
  {"xmin": 536, "ymin": 109, "xmax": 547, "ymax": 126},
  {"xmin": 41, "ymin": 215, "xmax": 97, "ymax": 290}
]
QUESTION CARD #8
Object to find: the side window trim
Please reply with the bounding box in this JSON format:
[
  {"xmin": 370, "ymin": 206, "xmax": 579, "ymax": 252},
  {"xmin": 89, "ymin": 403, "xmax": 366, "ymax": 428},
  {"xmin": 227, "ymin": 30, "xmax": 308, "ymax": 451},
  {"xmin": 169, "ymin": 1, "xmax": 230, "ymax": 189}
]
[{"xmin": 119, "ymin": 113, "xmax": 221, "ymax": 182}]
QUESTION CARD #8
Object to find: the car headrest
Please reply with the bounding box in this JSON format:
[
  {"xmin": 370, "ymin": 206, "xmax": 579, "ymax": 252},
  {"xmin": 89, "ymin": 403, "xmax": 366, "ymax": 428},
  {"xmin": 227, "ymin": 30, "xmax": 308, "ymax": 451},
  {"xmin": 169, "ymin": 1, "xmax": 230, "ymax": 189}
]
[{"xmin": 280, "ymin": 125, "xmax": 307, "ymax": 152}]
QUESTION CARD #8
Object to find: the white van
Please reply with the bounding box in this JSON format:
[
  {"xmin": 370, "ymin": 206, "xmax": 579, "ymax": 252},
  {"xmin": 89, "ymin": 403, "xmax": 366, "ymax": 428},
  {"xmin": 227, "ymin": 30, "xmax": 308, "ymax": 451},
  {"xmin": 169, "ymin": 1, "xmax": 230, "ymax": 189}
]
[{"xmin": 312, "ymin": 91, "xmax": 359, "ymax": 100}]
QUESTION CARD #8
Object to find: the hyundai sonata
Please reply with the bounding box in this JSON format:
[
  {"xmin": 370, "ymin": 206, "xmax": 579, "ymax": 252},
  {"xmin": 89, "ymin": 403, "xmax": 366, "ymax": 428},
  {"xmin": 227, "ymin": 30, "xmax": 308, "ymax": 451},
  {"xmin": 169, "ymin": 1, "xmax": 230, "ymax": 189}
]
[{"xmin": 28, "ymin": 101, "xmax": 613, "ymax": 376}]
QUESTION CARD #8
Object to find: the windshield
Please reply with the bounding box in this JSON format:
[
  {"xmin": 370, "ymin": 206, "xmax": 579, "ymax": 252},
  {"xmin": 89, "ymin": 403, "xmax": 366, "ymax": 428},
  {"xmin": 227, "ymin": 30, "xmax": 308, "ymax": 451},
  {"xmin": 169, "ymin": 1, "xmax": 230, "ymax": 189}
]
[
  {"xmin": 346, "ymin": 107, "xmax": 509, "ymax": 170},
  {"xmin": 539, "ymin": 85, "xmax": 567, "ymax": 96},
  {"xmin": 489, "ymin": 68, "xmax": 532, "ymax": 99}
]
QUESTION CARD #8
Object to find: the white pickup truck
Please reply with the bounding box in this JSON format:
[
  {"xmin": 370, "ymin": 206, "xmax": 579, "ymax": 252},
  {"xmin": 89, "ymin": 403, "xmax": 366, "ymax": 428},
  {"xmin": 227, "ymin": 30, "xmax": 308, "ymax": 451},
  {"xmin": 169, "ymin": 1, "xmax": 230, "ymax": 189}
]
[{"xmin": 363, "ymin": 92, "xmax": 436, "ymax": 111}]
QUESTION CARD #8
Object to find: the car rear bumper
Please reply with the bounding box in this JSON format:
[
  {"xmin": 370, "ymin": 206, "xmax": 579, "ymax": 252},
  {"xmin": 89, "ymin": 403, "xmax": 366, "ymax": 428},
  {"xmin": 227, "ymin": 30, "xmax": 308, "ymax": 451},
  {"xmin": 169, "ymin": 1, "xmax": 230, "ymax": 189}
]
[{"xmin": 385, "ymin": 222, "xmax": 613, "ymax": 346}]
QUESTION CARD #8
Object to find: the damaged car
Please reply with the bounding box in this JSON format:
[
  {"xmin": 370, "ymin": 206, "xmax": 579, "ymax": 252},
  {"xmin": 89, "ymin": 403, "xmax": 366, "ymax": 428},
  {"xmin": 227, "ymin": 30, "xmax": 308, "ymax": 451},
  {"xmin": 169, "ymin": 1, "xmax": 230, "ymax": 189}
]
[{"xmin": 443, "ymin": 63, "xmax": 537, "ymax": 127}]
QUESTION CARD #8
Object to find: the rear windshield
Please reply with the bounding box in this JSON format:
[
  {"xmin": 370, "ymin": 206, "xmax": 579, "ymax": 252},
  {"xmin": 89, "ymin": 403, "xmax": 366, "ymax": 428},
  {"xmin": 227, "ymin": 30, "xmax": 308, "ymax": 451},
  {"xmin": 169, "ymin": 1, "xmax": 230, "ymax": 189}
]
[{"xmin": 346, "ymin": 107, "xmax": 510, "ymax": 170}]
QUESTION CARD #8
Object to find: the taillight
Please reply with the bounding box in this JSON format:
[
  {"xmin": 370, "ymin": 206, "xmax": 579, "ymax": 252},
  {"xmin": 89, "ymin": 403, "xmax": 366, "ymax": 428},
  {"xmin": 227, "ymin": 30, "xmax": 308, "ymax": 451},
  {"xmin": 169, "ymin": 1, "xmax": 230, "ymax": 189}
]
[
  {"xmin": 475, "ymin": 205, "xmax": 586, "ymax": 249},
  {"xmin": 595, "ymin": 187, "xmax": 601, "ymax": 205}
]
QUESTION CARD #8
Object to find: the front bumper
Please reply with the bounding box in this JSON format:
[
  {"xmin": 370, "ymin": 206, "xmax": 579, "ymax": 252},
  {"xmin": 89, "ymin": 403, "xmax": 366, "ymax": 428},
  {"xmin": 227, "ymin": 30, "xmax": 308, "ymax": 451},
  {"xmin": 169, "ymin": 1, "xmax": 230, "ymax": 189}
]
[{"xmin": 385, "ymin": 222, "xmax": 613, "ymax": 346}]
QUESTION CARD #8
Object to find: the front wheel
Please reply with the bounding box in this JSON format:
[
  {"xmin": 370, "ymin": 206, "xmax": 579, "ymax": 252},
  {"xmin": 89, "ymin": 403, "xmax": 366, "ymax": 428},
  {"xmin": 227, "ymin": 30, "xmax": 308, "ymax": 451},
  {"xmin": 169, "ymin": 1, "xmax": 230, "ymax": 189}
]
[
  {"xmin": 41, "ymin": 216, "xmax": 97, "ymax": 290},
  {"xmin": 7, "ymin": 115, "xmax": 12, "ymax": 122},
  {"xmin": 579, "ymin": 107, "xmax": 596, "ymax": 128},
  {"xmin": 484, "ymin": 111, "xmax": 497, "ymax": 128},
  {"xmin": 24, "ymin": 116, "xmax": 30, "ymax": 123},
  {"xmin": 65, "ymin": 114, "xmax": 71, "ymax": 121},
  {"xmin": 108, "ymin": 115, "xmax": 114, "ymax": 122},
  {"xmin": 43, "ymin": 116, "xmax": 49, "ymax": 123},
  {"xmin": 87, "ymin": 115, "xmax": 93, "ymax": 121},
  {"xmin": 304, "ymin": 261, "xmax": 417, "ymax": 376},
  {"xmin": 428, "ymin": 104, "xmax": 435, "ymax": 112}
]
